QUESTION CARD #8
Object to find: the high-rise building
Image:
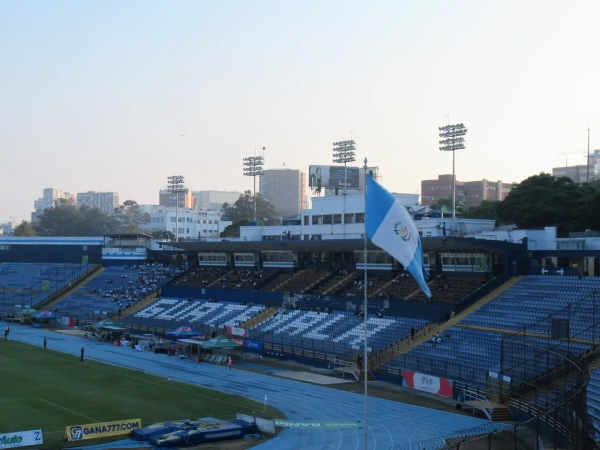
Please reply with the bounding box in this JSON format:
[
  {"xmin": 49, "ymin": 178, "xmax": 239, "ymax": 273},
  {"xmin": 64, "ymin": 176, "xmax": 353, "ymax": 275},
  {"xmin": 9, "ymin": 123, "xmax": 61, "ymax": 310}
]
[
  {"xmin": 76, "ymin": 191, "xmax": 120, "ymax": 215},
  {"xmin": 420, "ymin": 175, "xmax": 460, "ymax": 206},
  {"xmin": 260, "ymin": 168, "xmax": 306, "ymax": 219},
  {"xmin": 421, "ymin": 175, "xmax": 513, "ymax": 207},
  {"xmin": 158, "ymin": 189, "xmax": 195, "ymax": 209},
  {"xmin": 461, "ymin": 179, "xmax": 513, "ymax": 207},
  {"xmin": 31, "ymin": 187, "xmax": 75, "ymax": 220},
  {"xmin": 192, "ymin": 190, "xmax": 242, "ymax": 211}
]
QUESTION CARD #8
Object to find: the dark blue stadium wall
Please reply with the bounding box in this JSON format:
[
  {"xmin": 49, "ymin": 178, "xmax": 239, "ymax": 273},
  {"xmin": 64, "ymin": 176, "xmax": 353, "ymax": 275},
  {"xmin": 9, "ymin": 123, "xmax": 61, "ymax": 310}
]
[
  {"xmin": 161, "ymin": 285, "xmax": 452, "ymax": 322},
  {"xmin": 0, "ymin": 243, "xmax": 103, "ymax": 264}
]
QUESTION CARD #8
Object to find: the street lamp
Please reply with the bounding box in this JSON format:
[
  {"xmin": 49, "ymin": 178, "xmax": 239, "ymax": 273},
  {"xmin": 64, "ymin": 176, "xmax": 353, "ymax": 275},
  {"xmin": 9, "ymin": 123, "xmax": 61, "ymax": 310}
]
[
  {"xmin": 167, "ymin": 175, "xmax": 186, "ymax": 242},
  {"xmin": 333, "ymin": 140, "xmax": 356, "ymax": 195},
  {"xmin": 243, "ymin": 149, "xmax": 265, "ymax": 223},
  {"xmin": 439, "ymin": 123, "xmax": 467, "ymax": 219}
]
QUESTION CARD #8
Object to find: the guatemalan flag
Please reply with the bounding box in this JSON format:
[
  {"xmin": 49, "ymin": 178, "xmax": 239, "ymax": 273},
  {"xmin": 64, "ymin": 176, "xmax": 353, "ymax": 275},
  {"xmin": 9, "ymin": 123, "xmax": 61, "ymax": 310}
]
[{"xmin": 365, "ymin": 177, "xmax": 431, "ymax": 299}]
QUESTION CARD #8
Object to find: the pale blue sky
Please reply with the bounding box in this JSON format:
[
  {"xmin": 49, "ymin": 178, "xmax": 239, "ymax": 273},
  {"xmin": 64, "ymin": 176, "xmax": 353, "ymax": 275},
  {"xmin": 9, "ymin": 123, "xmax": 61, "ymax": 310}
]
[{"xmin": 2, "ymin": 1, "xmax": 599, "ymax": 223}]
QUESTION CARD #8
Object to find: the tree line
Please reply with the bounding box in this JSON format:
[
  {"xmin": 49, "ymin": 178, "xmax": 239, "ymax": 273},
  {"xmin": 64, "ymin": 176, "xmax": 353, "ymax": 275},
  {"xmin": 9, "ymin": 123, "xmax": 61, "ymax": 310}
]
[
  {"xmin": 13, "ymin": 191, "xmax": 279, "ymax": 238},
  {"xmin": 432, "ymin": 173, "xmax": 600, "ymax": 236},
  {"xmin": 12, "ymin": 174, "xmax": 600, "ymax": 238}
]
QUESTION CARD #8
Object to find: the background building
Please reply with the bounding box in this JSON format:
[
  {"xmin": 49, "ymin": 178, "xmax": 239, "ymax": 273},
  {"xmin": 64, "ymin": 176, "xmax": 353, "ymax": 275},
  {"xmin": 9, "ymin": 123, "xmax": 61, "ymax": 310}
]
[
  {"xmin": 192, "ymin": 190, "xmax": 242, "ymax": 211},
  {"xmin": 138, "ymin": 205, "xmax": 230, "ymax": 240},
  {"xmin": 462, "ymin": 179, "xmax": 513, "ymax": 208},
  {"xmin": 421, "ymin": 174, "xmax": 459, "ymax": 206},
  {"xmin": 260, "ymin": 168, "xmax": 306, "ymax": 219},
  {"xmin": 31, "ymin": 187, "xmax": 76, "ymax": 220},
  {"xmin": 76, "ymin": 191, "xmax": 120, "ymax": 216},
  {"xmin": 0, "ymin": 218, "xmax": 17, "ymax": 235},
  {"xmin": 159, "ymin": 189, "xmax": 195, "ymax": 209},
  {"xmin": 552, "ymin": 149, "xmax": 600, "ymax": 183},
  {"xmin": 421, "ymin": 175, "xmax": 513, "ymax": 208}
]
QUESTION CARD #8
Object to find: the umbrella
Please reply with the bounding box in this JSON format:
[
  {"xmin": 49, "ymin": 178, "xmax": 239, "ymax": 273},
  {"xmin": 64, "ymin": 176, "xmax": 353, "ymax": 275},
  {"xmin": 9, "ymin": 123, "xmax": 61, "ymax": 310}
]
[
  {"xmin": 18, "ymin": 307, "xmax": 38, "ymax": 316},
  {"xmin": 166, "ymin": 325, "xmax": 202, "ymax": 337},
  {"xmin": 91, "ymin": 319, "xmax": 125, "ymax": 330},
  {"xmin": 198, "ymin": 335, "xmax": 241, "ymax": 350}
]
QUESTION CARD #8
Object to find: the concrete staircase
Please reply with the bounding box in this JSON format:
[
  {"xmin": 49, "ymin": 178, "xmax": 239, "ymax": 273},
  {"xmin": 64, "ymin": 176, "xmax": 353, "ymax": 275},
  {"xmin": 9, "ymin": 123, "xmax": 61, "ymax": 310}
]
[{"xmin": 238, "ymin": 306, "xmax": 278, "ymax": 330}]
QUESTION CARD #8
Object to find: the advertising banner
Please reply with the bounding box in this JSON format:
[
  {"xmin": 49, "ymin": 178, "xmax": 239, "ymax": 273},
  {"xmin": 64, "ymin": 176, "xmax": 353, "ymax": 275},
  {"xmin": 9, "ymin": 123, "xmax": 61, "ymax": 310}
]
[
  {"xmin": 227, "ymin": 326, "xmax": 248, "ymax": 338},
  {"xmin": 243, "ymin": 339, "xmax": 262, "ymax": 351},
  {"xmin": 0, "ymin": 430, "xmax": 43, "ymax": 449},
  {"xmin": 328, "ymin": 166, "xmax": 359, "ymax": 189},
  {"xmin": 65, "ymin": 419, "xmax": 141, "ymax": 442},
  {"xmin": 309, "ymin": 165, "xmax": 360, "ymax": 193},
  {"xmin": 274, "ymin": 420, "xmax": 360, "ymax": 429},
  {"xmin": 402, "ymin": 370, "xmax": 453, "ymax": 398}
]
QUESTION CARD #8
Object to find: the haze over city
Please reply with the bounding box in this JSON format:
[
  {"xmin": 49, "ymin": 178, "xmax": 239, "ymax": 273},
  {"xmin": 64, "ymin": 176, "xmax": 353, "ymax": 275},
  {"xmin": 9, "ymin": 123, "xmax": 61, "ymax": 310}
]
[{"xmin": 2, "ymin": 1, "xmax": 599, "ymax": 224}]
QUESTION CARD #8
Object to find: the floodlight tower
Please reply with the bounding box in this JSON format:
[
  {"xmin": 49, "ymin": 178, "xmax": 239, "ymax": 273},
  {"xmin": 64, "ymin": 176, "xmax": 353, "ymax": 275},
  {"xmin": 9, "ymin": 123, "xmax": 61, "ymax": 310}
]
[
  {"xmin": 333, "ymin": 140, "xmax": 356, "ymax": 195},
  {"xmin": 587, "ymin": 126, "xmax": 590, "ymax": 184},
  {"xmin": 333, "ymin": 140, "xmax": 356, "ymax": 239},
  {"xmin": 438, "ymin": 123, "xmax": 467, "ymax": 219},
  {"xmin": 167, "ymin": 175, "xmax": 186, "ymax": 242},
  {"xmin": 243, "ymin": 149, "xmax": 265, "ymax": 223}
]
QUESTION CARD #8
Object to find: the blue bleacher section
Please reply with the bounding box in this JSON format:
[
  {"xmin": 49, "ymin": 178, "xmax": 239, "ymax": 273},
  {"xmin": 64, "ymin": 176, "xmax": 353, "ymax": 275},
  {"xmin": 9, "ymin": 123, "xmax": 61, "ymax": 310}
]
[
  {"xmin": 51, "ymin": 264, "xmax": 186, "ymax": 321},
  {"xmin": 461, "ymin": 275, "xmax": 600, "ymax": 341},
  {"xmin": 52, "ymin": 293, "xmax": 122, "ymax": 319},
  {"xmin": 386, "ymin": 327, "xmax": 591, "ymax": 389},
  {"xmin": 249, "ymin": 309, "xmax": 428, "ymax": 358},
  {"xmin": 387, "ymin": 327, "xmax": 501, "ymax": 387},
  {"xmin": 500, "ymin": 334, "xmax": 591, "ymax": 384},
  {"xmin": 384, "ymin": 276, "xmax": 600, "ymax": 389},
  {"xmin": 0, "ymin": 263, "xmax": 93, "ymax": 312},
  {"xmin": 588, "ymin": 369, "xmax": 600, "ymax": 442},
  {"xmin": 122, "ymin": 297, "xmax": 266, "ymax": 336}
]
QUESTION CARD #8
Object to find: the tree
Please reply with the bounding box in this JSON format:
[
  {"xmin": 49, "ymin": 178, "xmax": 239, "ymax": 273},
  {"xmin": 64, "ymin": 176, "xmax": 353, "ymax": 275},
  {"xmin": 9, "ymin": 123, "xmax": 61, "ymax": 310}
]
[
  {"xmin": 113, "ymin": 200, "xmax": 150, "ymax": 233},
  {"xmin": 220, "ymin": 219, "xmax": 251, "ymax": 238},
  {"xmin": 429, "ymin": 198, "xmax": 452, "ymax": 211},
  {"xmin": 34, "ymin": 204, "xmax": 114, "ymax": 236},
  {"xmin": 34, "ymin": 204, "xmax": 85, "ymax": 236},
  {"xmin": 14, "ymin": 221, "xmax": 36, "ymax": 236},
  {"xmin": 462, "ymin": 200, "xmax": 500, "ymax": 220},
  {"xmin": 221, "ymin": 191, "xmax": 278, "ymax": 224},
  {"xmin": 81, "ymin": 206, "xmax": 115, "ymax": 235},
  {"xmin": 496, "ymin": 173, "xmax": 598, "ymax": 235},
  {"xmin": 585, "ymin": 190, "xmax": 600, "ymax": 231},
  {"xmin": 219, "ymin": 192, "xmax": 278, "ymax": 238}
]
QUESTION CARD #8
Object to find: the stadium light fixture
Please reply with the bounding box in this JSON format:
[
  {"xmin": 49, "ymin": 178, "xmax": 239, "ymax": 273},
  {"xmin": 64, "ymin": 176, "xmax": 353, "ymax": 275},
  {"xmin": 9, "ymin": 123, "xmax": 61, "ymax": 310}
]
[
  {"xmin": 439, "ymin": 123, "xmax": 467, "ymax": 219},
  {"xmin": 332, "ymin": 140, "xmax": 356, "ymax": 195},
  {"xmin": 167, "ymin": 175, "xmax": 186, "ymax": 242},
  {"xmin": 243, "ymin": 148, "xmax": 265, "ymax": 223},
  {"xmin": 333, "ymin": 140, "xmax": 356, "ymax": 239}
]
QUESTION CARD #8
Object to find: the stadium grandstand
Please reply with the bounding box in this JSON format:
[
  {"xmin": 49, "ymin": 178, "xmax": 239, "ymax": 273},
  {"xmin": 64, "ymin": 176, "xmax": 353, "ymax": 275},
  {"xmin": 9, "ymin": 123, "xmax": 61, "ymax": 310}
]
[{"xmin": 1, "ymin": 230, "xmax": 600, "ymax": 448}]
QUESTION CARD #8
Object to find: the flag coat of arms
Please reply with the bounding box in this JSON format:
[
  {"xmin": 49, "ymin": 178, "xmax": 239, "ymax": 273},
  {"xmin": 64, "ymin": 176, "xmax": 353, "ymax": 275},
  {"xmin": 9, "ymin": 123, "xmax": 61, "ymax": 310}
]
[{"xmin": 365, "ymin": 177, "xmax": 431, "ymax": 298}]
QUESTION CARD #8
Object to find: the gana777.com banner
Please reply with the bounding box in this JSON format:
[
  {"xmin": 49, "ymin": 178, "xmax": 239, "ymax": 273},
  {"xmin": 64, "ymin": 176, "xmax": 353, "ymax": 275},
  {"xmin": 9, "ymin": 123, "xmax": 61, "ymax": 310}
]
[
  {"xmin": 402, "ymin": 370, "xmax": 453, "ymax": 398},
  {"xmin": 65, "ymin": 419, "xmax": 141, "ymax": 442}
]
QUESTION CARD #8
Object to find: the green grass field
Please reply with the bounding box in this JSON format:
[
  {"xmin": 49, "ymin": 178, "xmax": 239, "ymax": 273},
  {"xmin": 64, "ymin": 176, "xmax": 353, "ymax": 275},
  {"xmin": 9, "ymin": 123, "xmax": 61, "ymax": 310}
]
[{"xmin": 0, "ymin": 340, "xmax": 282, "ymax": 449}]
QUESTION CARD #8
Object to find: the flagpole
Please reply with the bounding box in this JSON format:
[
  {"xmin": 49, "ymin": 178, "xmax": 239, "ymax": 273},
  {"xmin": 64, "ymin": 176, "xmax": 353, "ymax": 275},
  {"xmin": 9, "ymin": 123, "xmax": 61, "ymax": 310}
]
[{"xmin": 362, "ymin": 157, "xmax": 369, "ymax": 449}]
